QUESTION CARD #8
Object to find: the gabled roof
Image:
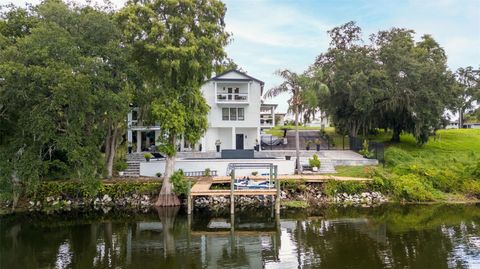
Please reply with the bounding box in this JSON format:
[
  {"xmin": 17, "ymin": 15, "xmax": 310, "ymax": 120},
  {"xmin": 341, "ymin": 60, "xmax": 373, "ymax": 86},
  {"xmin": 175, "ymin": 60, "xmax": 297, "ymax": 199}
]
[{"xmin": 208, "ymin": 69, "xmax": 265, "ymax": 86}]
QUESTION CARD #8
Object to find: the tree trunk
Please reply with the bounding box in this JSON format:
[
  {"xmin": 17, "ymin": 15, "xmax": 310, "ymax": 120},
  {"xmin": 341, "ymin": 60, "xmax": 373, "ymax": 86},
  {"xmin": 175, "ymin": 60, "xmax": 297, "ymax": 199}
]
[
  {"xmin": 294, "ymin": 104, "xmax": 301, "ymax": 174},
  {"xmin": 104, "ymin": 125, "xmax": 112, "ymax": 169},
  {"xmin": 106, "ymin": 126, "xmax": 118, "ymax": 178},
  {"xmin": 458, "ymin": 108, "xmax": 464, "ymax": 129},
  {"xmin": 155, "ymin": 135, "xmax": 180, "ymax": 207},
  {"xmin": 391, "ymin": 127, "xmax": 401, "ymax": 142},
  {"xmin": 349, "ymin": 121, "xmax": 359, "ymax": 137}
]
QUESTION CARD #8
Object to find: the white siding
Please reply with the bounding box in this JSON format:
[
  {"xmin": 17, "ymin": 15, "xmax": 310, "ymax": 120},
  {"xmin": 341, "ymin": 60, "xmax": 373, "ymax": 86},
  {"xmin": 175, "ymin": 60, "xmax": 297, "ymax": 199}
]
[{"xmin": 202, "ymin": 81, "xmax": 261, "ymax": 128}]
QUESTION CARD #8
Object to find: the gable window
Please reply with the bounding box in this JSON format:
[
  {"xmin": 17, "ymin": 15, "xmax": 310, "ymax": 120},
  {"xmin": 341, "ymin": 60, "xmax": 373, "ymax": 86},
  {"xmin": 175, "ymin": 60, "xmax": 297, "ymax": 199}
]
[{"xmin": 222, "ymin": 107, "xmax": 245, "ymax": 121}]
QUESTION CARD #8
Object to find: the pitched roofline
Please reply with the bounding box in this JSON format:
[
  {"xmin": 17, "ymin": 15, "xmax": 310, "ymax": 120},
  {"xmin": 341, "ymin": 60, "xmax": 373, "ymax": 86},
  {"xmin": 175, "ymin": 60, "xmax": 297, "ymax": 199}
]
[{"xmin": 208, "ymin": 69, "xmax": 265, "ymax": 86}]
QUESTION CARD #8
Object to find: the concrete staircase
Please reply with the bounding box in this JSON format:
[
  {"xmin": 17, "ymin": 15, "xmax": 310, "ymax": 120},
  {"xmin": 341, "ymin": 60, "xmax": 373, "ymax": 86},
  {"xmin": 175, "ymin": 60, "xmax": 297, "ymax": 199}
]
[
  {"xmin": 125, "ymin": 154, "xmax": 143, "ymax": 177},
  {"xmin": 124, "ymin": 161, "xmax": 140, "ymax": 177}
]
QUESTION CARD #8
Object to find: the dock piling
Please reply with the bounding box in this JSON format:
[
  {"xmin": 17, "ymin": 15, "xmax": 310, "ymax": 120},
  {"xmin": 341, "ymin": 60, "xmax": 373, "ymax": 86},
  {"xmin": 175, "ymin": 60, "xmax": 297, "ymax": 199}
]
[
  {"xmin": 230, "ymin": 170, "xmax": 235, "ymax": 215},
  {"xmin": 274, "ymin": 165, "xmax": 280, "ymax": 215}
]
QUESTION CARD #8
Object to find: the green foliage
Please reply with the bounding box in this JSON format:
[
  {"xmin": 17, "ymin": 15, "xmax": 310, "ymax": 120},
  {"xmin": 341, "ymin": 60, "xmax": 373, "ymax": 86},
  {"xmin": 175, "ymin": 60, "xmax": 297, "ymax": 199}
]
[
  {"xmin": 251, "ymin": 171, "xmax": 258, "ymax": 176},
  {"xmin": 469, "ymin": 161, "xmax": 480, "ymax": 178},
  {"xmin": 281, "ymin": 179, "xmax": 307, "ymax": 192},
  {"xmin": 385, "ymin": 147, "xmax": 414, "ymax": 167},
  {"xmin": 114, "ymin": 159, "xmax": 128, "ymax": 172},
  {"xmin": 0, "ymin": 0, "xmax": 138, "ymax": 194},
  {"xmin": 30, "ymin": 180, "xmax": 161, "ymax": 201},
  {"xmin": 204, "ymin": 168, "xmax": 211, "ymax": 177},
  {"xmin": 308, "ymin": 154, "xmax": 321, "ymax": 168},
  {"xmin": 306, "ymin": 140, "xmax": 314, "ymax": 149},
  {"xmin": 391, "ymin": 174, "xmax": 440, "ymax": 201},
  {"xmin": 282, "ymin": 200, "xmax": 309, "ymax": 209},
  {"xmin": 359, "ymin": 140, "xmax": 374, "ymax": 158},
  {"xmin": 368, "ymin": 129, "xmax": 480, "ymax": 201},
  {"xmin": 170, "ymin": 170, "xmax": 189, "ymax": 196},
  {"xmin": 323, "ymin": 180, "xmax": 370, "ymax": 196},
  {"xmin": 314, "ymin": 22, "xmax": 456, "ymax": 144},
  {"xmin": 143, "ymin": 153, "xmax": 153, "ymax": 160},
  {"xmin": 156, "ymin": 172, "xmax": 162, "ymax": 178}
]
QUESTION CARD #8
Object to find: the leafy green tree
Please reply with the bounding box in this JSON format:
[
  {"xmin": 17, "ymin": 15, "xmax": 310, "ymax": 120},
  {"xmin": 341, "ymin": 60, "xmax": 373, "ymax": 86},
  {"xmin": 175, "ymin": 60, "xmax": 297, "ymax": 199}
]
[
  {"xmin": 117, "ymin": 0, "xmax": 229, "ymax": 206},
  {"xmin": 454, "ymin": 66, "xmax": 479, "ymax": 128},
  {"xmin": 0, "ymin": 0, "xmax": 137, "ymax": 204},
  {"xmin": 373, "ymin": 29, "xmax": 456, "ymax": 144},
  {"xmin": 314, "ymin": 22, "xmax": 385, "ymax": 137},
  {"xmin": 314, "ymin": 22, "xmax": 457, "ymax": 145}
]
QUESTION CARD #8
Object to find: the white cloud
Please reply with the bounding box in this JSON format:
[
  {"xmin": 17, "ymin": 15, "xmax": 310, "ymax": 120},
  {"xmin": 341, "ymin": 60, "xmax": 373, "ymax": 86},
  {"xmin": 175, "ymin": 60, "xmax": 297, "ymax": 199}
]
[{"xmin": 225, "ymin": 0, "xmax": 331, "ymax": 49}]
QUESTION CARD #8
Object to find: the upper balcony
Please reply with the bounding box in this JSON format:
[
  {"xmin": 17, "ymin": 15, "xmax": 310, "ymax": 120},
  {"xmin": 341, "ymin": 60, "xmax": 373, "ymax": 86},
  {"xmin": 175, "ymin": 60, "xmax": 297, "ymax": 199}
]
[
  {"xmin": 217, "ymin": 93, "xmax": 248, "ymax": 103},
  {"xmin": 215, "ymin": 83, "xmax": 250, "ymax": 104}
]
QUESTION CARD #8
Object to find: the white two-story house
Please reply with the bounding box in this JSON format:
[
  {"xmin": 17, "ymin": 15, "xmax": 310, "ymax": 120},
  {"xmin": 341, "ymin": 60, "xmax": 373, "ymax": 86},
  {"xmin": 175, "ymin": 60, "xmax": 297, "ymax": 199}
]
[{"xmin": 127, "ymin": 69, "xmax": 276, "ymax": 153}]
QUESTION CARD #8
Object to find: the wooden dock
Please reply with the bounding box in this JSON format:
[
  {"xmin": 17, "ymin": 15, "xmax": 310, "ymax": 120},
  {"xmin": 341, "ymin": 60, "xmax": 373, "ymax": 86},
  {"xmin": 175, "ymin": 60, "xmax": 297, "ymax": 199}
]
[
  {"xmin": 190, "ymin": 179, "xmax": 277, "ymax": 196},
  {"xmin": 187, "ymin": 163, "xmax": 281, "ymax": 216}
]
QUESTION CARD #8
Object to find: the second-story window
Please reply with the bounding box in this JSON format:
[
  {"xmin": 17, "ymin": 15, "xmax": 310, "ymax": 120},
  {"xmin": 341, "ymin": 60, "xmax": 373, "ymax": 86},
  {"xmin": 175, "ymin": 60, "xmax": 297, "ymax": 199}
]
[
  {"xmin": 222, "ymin": 107, "xmax": 245, "ymax": 121},
  {"xmin": 222, "ymin": 108, "xmax": 229, "ymax": 120},
  {"xmin": 230, "ymin": 108, "xmax": 237, "ymax": 120},
  {"xmin": 238, "ymin": 108, "xmax": 244, "ymax": 120}
]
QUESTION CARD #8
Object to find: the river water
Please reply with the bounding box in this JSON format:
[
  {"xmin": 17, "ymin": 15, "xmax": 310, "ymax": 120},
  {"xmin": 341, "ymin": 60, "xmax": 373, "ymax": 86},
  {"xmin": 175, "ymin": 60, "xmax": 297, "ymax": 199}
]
[{"xmin": 1, "ymin": 204, "xmax": 480, "ymax": 269}]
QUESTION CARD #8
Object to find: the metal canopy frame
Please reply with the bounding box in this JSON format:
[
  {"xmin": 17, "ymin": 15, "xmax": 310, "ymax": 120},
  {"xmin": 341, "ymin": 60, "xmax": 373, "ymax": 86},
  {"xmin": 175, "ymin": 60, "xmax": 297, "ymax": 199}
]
[{"xmin": 228, "ymin": 162, "xmax": 280, "ymax": 215}]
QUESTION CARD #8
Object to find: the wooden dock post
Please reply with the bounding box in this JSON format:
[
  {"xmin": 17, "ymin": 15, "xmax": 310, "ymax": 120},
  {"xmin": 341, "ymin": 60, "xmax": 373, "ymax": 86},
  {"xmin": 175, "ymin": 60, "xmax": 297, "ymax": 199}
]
[
  {"xmin": 274, "ymin": 165, "xmax": 280, "ymax": 215},
  {"xmin": 230, "ymin": 169, "xmax": 235, "ymax": 215},
  {"xmin": 187, "ymin": 180, "xmax": 192, "ymax": 215}
]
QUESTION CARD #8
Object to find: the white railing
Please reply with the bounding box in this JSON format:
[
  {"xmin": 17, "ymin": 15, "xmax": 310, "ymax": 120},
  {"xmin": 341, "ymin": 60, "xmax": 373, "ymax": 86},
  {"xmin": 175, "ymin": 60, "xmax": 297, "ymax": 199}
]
[
  {"xmin": 260, "ymin": 120, "xmax": 274, "ymax": 127},
  {"xmin": 216, "ymin": 93, "xmax": 248, "ymax": 102}
]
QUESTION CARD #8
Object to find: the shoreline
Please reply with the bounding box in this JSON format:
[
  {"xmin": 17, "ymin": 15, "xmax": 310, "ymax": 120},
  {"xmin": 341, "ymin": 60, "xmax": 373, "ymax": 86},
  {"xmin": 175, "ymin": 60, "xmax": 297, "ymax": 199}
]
[{"xmin": 2, "ymin": 193, "xmax": 478, "ymax": 217}]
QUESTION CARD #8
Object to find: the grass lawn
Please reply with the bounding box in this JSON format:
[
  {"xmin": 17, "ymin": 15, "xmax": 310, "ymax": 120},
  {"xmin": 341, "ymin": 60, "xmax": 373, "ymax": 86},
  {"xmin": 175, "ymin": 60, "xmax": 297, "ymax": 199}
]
[
  {"xmin": 320, "ymin": 128, "xmax": 479, "ymax": 202},
  {"xmin": 266, "ymin": 126, "xmax": 479, "ymax": 202},
  {"xmin": 366, "ymin": 129, "xmax": 480, "ymax": 201},
  {"xmin": 331, "ymin": 166, "xmax": 373, "ymax": 178}
]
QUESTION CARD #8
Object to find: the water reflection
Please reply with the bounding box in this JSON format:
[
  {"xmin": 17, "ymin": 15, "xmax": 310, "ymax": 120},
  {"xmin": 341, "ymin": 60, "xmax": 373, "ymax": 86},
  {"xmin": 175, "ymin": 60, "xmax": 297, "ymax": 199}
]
[{"xmin": 1, "ymin": 204, "xmax": 480, "ymax": 269}]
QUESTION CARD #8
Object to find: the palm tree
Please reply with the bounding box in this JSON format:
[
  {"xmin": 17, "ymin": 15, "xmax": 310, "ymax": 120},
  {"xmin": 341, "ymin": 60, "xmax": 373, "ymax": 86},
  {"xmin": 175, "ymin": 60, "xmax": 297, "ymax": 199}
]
[
  {"xmin": 265, "ymin": 69, "xmax": 328, "ymax": 174},
  {"xmin": 265, "ymin": 70, "xmax": 304, "ymax": 174}
]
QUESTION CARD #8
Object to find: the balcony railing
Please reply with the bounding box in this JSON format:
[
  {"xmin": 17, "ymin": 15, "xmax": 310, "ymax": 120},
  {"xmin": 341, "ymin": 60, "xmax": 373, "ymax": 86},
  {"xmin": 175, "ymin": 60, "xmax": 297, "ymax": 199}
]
[
  {"xmin": 216, "ymin": 93, "xmax": 248, "ymax": 103},
  {"xmin": 260, "ymin": 120, "xmax": 274, "ymax": 127}
]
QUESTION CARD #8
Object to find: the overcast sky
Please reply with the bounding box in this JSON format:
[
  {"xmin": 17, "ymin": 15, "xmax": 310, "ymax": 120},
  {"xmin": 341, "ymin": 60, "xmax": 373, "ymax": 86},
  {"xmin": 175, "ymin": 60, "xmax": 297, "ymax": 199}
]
[{"xmin": 3, "ymin": 0, "xmax": 480, "ymax": 112}]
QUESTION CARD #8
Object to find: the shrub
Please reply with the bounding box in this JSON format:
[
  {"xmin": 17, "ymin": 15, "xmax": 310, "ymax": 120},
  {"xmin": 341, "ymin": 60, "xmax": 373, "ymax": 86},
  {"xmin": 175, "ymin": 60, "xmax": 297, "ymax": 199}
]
[
  {"xmin": 308, "ymin": 154, "xmax": 321, "ymax": 168},
  {"xmin": 204, "ymin": 168, "xmax": 211, "ymax": 177},
  {"xmin": 281, "ymin": 179, "xmax": 306, "ymax": 193},
  {"xmin": 144, "ymin": 153, "xmax": 153, "ymax": 160},
  {"xmin": 359, "ymin": 140, "xmax": 374, "ymax": 158},
  {"xmin": 251, "ymin": 171, "xmax": 258, "ymax": 176},
  {"xmin": 170, "ymin": 170, "xmax": 189, "ymax": 196},
  {"xmin": 114, "ymin": 159, "xmax": 128, "ymax": 172},
  {"xmin": 323, "ymin": 180, "xmax": 369, "ymax": 196},
  {"xmin": 462, "ymin": 180, "xmax": 480, "ymax": 197},
  {"xmin": 156, "ymin": 172, "xmax": 162, "ymax": 177},
  {"xmin": 32, "ymin": 180, "xmax": 161, "ymax": 201},
  {"xmin": 391, "ymin": 174, "xmax": 440, "ymax": 201},
  {"xmin": 469, "ymin": 161, "xmax": 480, "ymax": 178}
]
